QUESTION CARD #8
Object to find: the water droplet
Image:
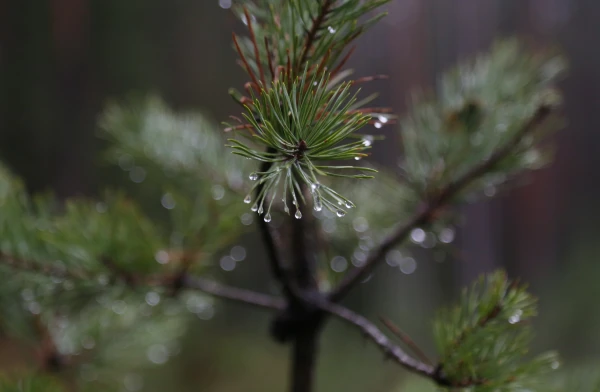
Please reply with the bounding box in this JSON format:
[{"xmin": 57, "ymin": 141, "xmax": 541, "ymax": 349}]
[
  {"xmin": 410, "ymin": 228, "xmax": 426, "ymax": 243},
  {"xmin": 145, "ymin": 291, "xmax": 161, "ymax": 306},
  {"xmin": 129, "ymin": 167, "xmax": 146, "ymax": 183},
  {"xmin": 330, "ymin": 256, "xmax": 348, "ymax": 272},
  {"xmin": 336, "ymin": 210, "xmax": 346, "ymax": 217},
  {"xmin": 251, "ymin": 204, "xmax": 258, "ymax": 212},
  {"xmin": 509, "ymin": 309, "xmax": 523, "ymax": 324},
  {"xmin": 161, "ymin": 193, "xmax": 176, "ymax": 209},
  {"xmin": 197, "ymin": 306, "xmax": 215, "ymax": 320},
  {"xmin": 386, "ymin": 250, "xmax": 402, "ymax": 267},
  {"xmin": 112, "ymin": 300, "xmax": 127, "ymax": 315},
  {"xmin": 327, "ymin": 26, "xmax": 336, "ymax": 34},
  {"xmin": 244, "ymin": 195, "xmax": 252, "ymax": 204},
  {"xmin": 551, "ymin": 361, "xmax": 560, "ymax": 370},
  {"xmin": 258, "ymin": 205, "xmax": 264, "ymax": 214},
  {"xmin": 311, "ymin": 182, "xmax": 320, "ymax": 191},
  {"xmin": 399, "ymin": 257, "xmax": 417, "ymax": 274},
  {"xmin": 344, "ymin": 201, "xmax": 353, "ymax": 209},
  {"xmin": 27, "ymin": 302, "xmax": 41, "ymax": 314},
  {"xmin": 378, "ymin": 116, "xmax": 389, "ymax": 124},
  {"xmin": 295, "ymin": 210, "xmax": 302, "ymax": 219},
  {"xmin": 220, "ymin": 256, "xmax": 236, "ymax": 271},
  {"xmin": 314, "ymin": 196, "xmax": 323, "ymax": 212},
  {"xmin": 124, "ymin": 374, "xmax": 144, "ymax": 391},
  {"xmin": 249, "ymin": 172, "xmax": 259, "ymax": 181},
  {"xmin": 240, "ymin": 213, "xmax": 253, "ymax": 225},
  {"xmin": 218, "ymin": 0, "xmax": 232, "ymax": 9},
  {"xmin": 352, "ymin": 249, "xmax": 367, "ymax": 267},
  {"xmin": 81, "ymin": 336, "xmax": 96, "ymax": 350},
  {"xmin": 439, "ymin": 228, "xmax": 455, "ymax": 244},
  {"xmin": 362, "ymin": 135, "xmax": 373, "ymax": 146},
  {"xmin": 354, "ymin": 156, "xmax": 361, "ymax": 161},
  {"xmin": 211, "ymin": 185, "xmax": 225, "ymax": 200},
  {"xmin": 147, "ymin": 344, "xmax": 169, "ymax": 365},
  {"xmin": 284, "ymin": 205, "xmax": 290, "ymax": 213},
  {"xmin": 155, "ymin": 250, "xmax": 169, "ymax": 264},
  {"xmin": 264, "ymin": 213, "xmax": 272, "ymax": 222},
  {"xmin": 230, "ymin": 246, "xmax": 246, "ymax": 261},
  {"xmin": 353, "ymin": 217, "xmax": 369, "ymax": 232},
  {"xmin": 374, "ymin": 122, "xmax": 383, "ymax": 129}
]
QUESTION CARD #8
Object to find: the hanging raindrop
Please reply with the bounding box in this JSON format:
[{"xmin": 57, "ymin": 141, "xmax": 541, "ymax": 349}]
[
  {"xmin": 249, "ymin": 172, "xmax": 259, "ymax": 181},
  {"xmin": 336, "ymin": 210, "xmax": 346, "ymax": 218},
  {"xmin": 264, "ymin": 213, "xmax": 272, "ymax": 223},
  {"xmin": 314, "ymin": 198, "xmax": 323, "ymax": 212},
  {"xmin": 251, "ymin": 204, "xmax": 258, "ymax": 212},
  {"xmin": 258, "ymin": 205, "xmax": 264, "ymax": 214},
  {"xmin": 243, "ymin": 195, "xmax": 252, "ymax": 204},
  {"xmin": 295, "ymin": 210, "xmax": 302, "ymax": 219}
]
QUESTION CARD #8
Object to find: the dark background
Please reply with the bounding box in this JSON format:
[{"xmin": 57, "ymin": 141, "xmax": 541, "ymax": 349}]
[{"xmin": 0, "ymin": 1, "xmax": 598, "ymax": 391}]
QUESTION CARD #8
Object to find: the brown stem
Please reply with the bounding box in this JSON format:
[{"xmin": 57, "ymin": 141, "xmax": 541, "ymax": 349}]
[
  {"xmin": 297, "ymin": 0, "xmax": 334, "ymax": 72},
  {"xmin": 291, "ymin": 321, "xmax": 321, "ymax": 392}
]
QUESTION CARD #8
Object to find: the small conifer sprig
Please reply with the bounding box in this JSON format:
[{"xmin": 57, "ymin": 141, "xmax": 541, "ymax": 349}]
[
  {"xmin": 228, "ymin": 70, "xmax": 379, "ymax": 220},
  {"xmin": 226, "ymin": 0, "xmax": 394, "ymax": 219},
  {"xmin": 433, "ymin": 271, "xmax": 560, "ymax": 391}
]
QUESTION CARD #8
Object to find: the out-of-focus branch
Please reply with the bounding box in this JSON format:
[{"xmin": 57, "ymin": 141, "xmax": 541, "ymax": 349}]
[
  {"xmin": 329, "ymin": 105, "xmax": 553, "ymax": 302},
  {"xmin": 181, "ymin": 275, "xmax": 285, "ymax": 310},
  {"xmin": 0, "ymin": 253, "xmax": 285, "ymax": 311}
]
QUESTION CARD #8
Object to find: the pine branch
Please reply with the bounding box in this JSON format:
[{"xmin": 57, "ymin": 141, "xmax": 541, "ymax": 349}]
[
  {"xmin": 0, "ymin": 253, "xmax": 284, "ymax": 311},
  {"xmin": 329, "ymin": 104, "xmax": 554, "ymax": 302},
  {"xmin": 314, "ymin": 299, "xmax": 443, "ymax": 382}
]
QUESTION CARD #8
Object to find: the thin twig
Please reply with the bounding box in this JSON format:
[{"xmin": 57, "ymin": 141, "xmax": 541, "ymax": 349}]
[
  {"xmin": 182, "ymin": 275, "xmax": 285, "ymax": 311},
  {"xmin": 329, "ymin": 105, "xmax": 553, "ymax": 302},
  {"xmin": 379, "ymin": 316, "xmax": 434, "ymax": 366},
  {"xmin": 297, "ymin": 0, "xmax": 334, "ymax": 72},
  {"xmin": 233, "ymin": 33, "xmax": 261, "ymax": 92},
  {"xmin": 244, "ymin": 7, "xmax": 266, "ymax": 85},
  {"xmin": 315, "ymin": 299, "xmax": 439, "ymax": 381}
]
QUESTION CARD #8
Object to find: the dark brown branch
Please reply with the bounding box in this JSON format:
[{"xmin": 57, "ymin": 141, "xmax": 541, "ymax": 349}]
[
  {"xmin": 330, "ymin": 46, "xmax": 356, "ymax": 77},
  {"xmin": 182, "ymin": 275, "xmax": 285, "ymax": 311},
  {"xmin": 264, "ymin": 37, "xmax": 276, "ymax": 81},
  {"xmin": 379, "ymin": 316, "xmax": 434, "ymax": 366},
  {"xmin": 244, "ymin": 8, "xmax": 267, "ymax": 85},
  {"xmin": 315, "ymin": 299, "xmax": 439, "ymax": 381},
  {"xmin": 329, "ymin": 105, "xmax": 553, "ymax": 302},
  {"xmin": 233, "ymin": 33, "xmax": 261, "ymax": 92},
  {"xmin": 297, "ymin": 0, "xmax": 334, "ymax": 72}
]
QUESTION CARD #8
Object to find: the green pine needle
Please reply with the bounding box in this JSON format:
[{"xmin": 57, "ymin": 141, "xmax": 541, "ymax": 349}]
[{"xmin": 228, "ymin": 70, "xmax": 378, "ymax": 218}]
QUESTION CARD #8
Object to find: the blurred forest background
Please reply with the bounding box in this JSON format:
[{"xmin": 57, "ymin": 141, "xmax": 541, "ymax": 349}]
[{"xmin": 0, "ymin": 0, "xmax": 599, "ymax": 391}]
